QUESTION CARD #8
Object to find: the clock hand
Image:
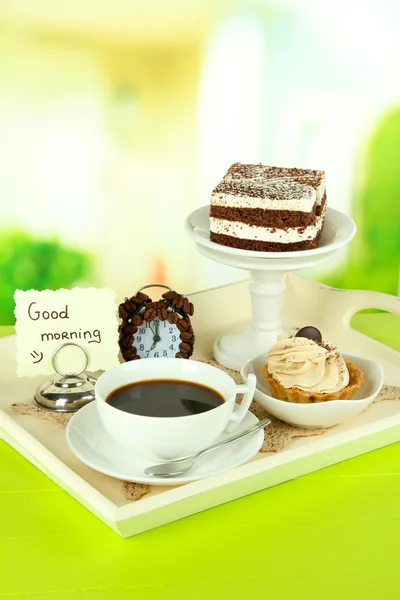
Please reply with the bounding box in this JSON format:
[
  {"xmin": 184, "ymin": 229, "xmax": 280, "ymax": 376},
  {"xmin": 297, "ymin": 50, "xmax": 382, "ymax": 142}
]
[
  {"xmin": 154, "ymin": 319, "xmax": 160, "ymax": 342},
  {"xmin": 149, "ymin": 320, "xmax": 161, "ymax": 351}
]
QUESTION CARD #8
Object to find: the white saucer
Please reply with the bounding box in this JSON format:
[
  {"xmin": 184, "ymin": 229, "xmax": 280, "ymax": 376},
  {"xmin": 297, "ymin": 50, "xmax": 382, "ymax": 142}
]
[
  {"xmin": 185, "ymin": 205, "xmax": 356, "ymax": 267},
  {"xmin": 66, "ymin": 402, "xmax": 264, "ymax": 486}
]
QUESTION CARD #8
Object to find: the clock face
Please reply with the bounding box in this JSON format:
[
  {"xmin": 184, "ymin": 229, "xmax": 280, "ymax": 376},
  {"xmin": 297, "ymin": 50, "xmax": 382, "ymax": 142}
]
[{"xmin": 134, "ymin": 318, "xmax": 180, "ymax": 358}]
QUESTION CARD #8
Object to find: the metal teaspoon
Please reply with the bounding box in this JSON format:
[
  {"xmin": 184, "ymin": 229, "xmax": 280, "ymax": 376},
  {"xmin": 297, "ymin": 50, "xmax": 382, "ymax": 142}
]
[{"xmin": 144, "ymin": 417, "xmax": 271, "ymax": 477}]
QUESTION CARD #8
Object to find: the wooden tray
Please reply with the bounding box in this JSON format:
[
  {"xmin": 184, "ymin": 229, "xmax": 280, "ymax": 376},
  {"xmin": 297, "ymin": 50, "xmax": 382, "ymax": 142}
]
[{"xmin": 1, "ymin": 273, "xmax": 399, "ymax": 538}]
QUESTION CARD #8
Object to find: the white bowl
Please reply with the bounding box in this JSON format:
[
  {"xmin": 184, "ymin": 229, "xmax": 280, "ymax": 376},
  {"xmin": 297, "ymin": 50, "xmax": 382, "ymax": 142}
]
[{"xmin": 241, "ymin": 353, "xmax": 384, "ymax": 428}]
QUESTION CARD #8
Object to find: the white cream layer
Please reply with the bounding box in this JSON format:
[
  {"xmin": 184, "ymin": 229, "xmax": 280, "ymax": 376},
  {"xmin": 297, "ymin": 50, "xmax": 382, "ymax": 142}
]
[
  {"xmin": 210, "ymin": 215, "xmax": 324, "ymax": 243},
  {"xmin": 211, "ymin": 184, "xmax": 317, "ymax": 212}
]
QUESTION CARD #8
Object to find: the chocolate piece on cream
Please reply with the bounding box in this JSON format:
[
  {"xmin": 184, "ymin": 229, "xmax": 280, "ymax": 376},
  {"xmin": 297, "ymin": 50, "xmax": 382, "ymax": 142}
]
[{"xmin": 295, "ymin": 326, "xmax": 322, "ymax": 343}]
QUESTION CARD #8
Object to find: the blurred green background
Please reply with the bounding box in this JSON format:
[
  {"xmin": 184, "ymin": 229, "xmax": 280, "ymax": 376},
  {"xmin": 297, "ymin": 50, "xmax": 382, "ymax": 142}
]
[
  {"xmin": 0, "ymin": 1, "xmax": 399, "ymax": 325},
  {"xmin": 0, "ymin": 232, "xmax": 92, "ymax": 325},
  {"xmin": 321, "ymin": 106, "xmax": 400, "ymax": 297}
]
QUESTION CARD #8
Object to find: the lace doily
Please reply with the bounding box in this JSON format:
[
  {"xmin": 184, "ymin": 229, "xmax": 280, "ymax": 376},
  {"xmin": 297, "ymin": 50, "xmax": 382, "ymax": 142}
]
[{"xmin": 10, "ymin": 355, "xmax": 400, "ymax": 501}]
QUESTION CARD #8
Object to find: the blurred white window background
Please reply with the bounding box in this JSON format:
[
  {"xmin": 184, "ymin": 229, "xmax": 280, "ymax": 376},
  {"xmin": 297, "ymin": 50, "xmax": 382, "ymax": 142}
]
[{"xmin": 0, "ymin": 0, "xmax": 398, "ymax": 316}]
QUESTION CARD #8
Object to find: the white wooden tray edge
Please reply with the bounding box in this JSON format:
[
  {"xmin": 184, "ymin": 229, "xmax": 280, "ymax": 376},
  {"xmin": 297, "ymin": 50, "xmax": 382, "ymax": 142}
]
[
  {"xmin": 117, "ymin": 419, "xmax": 400, "ymax": 537},
  {"xmin": 2, "ymin": 401, "xmax": 400, "ymax": 538}
]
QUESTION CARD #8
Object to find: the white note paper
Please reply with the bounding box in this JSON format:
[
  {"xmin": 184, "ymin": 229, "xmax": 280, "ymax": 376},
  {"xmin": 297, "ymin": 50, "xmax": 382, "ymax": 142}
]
[{"xmin": 14, "ymin": 288, "xmax": 120, "ymax": 377}]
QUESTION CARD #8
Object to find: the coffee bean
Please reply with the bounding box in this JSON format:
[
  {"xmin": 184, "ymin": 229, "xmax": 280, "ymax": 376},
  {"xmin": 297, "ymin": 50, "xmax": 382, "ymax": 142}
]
[
  {"xmin": 188, "ymin": 302, "xmax": 194, "ymax": 316},
  {"xmin": 131, "ymin": 293, "xmax": 149, "ymax": 304},
  {"xmin": 176, "ymin": 352, "xmax": 188, "ymax": 359},
  {"xmin": 162, "ymin": 291, "xmax": 177, "ymax": 300},
  {"xmin": 179, "ymin": 341, "xmax": 191, "ymax": 353},
  {"xmin": 295, "ymin": 326, "xmax": 322, "ymax": 343},
  {"xmin": 132, "ymin": 314, "xmax": 143, "ymax": 326},
  {"xmin": 119, "ymin": 305, "xmax": 129, "ymax": 319},
  {"xmin": 144, "ymin": 308, "xmax": 156, "ymax": 321},
  {"xmin": 173, "ymin": 296, "xmax": 184, "ymax": 309},
  {"xmin": 121, "ymin": 335, "xmax": 134, "ymax": 349},
  {"xmin": 181, "ymin": 331, "xmax": 193, "ymax": 341},
  {"xmin": 176, "ymin": 319, "xmax": 189, "ymax": 332},
  {"xmin": 168, "ymin": 312, "xmax": 179, "ymax": 324},
  {"xmin": 124, "ymin": 300, "xmax": 137, "ymax": 312},
  {"xmin": 124, "ymin": 324, "xmax": 138, "ymax": 335},
  {"xmin": 183, "ymin": 298, "xmax": 190, "ymax": 314},
  {"xmin": 137, "ymin": 292, "xmax": 149, "ymax": 302},
  {"xmin": 124, "ymin": 347, "xmax": 136, "ymax": 360},
  {"xmin": 159, "ymin": 307, "xmax": 168, "ymax": 321},
  {"xmin": 132, "ymin": 353, "xmax": 141, "ymax": 360}
]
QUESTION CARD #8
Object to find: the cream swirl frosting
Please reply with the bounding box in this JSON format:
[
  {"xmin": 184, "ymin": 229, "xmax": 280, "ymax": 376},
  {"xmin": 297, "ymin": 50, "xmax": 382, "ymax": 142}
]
[{"xmin": 267, "ymin": 337, "xmax": 349, "ymax": 393}]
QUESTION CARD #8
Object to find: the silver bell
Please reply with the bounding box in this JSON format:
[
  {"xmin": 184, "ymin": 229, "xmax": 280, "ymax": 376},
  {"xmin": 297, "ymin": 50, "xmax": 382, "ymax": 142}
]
[{"xmin": 34, "ymin": 342, "xmax": 97, "ymax": 412}]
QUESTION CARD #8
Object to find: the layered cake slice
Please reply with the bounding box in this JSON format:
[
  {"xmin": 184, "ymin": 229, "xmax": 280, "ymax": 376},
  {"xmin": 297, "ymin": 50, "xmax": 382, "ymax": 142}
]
[{"xmin": 209, "ymin": 163, "xmax": 327, "ymax": 252}]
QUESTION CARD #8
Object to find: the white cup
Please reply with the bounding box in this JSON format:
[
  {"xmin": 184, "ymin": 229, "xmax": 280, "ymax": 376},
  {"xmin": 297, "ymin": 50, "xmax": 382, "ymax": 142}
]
[{"xmin": 95, "ymin": 358, "xmax": 256, "ymax": 461}]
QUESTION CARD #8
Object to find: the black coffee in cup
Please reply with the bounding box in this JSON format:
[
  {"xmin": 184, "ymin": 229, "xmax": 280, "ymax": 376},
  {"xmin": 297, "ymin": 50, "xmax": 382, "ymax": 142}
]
[{"xmin": 106, "ymin": 379, "xmax": 225, "ymax": 418}]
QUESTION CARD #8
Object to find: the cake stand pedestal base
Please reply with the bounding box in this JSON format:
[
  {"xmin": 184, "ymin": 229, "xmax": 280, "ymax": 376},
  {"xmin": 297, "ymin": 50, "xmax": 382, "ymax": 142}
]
[{"xmin": 213, "ymin": 270, "xmax": 286, "ymax": 370}]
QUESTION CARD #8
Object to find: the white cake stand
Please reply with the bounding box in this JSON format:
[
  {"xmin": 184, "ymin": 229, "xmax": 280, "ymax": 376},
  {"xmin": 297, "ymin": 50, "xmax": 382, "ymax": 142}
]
[{"xmin": 185, "ymin": 206, "xmax": 356, "ymax": 370}]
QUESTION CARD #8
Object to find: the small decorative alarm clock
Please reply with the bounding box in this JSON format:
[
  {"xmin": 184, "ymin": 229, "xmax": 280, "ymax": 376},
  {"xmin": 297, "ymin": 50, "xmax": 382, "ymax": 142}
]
[{"xmin": 118, "ymin": 284, "xmax": 195, "ymax": 361}]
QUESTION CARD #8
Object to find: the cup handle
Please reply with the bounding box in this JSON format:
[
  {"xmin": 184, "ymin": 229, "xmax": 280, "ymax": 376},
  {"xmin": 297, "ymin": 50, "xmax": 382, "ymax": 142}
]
[{"xmin": 225, "ymin": 373, "xmax": 257, "ymax": 433}]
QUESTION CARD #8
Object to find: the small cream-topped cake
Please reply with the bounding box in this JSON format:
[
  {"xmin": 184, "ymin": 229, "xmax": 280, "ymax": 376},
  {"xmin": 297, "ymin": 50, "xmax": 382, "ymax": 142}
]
[
  {"xmin": 209, "ymin": 163, "xmax": 326, "ymax": 252},
  {"xmin": 262, "ymin": 327, "xmax": 364, "ymax": 403}
]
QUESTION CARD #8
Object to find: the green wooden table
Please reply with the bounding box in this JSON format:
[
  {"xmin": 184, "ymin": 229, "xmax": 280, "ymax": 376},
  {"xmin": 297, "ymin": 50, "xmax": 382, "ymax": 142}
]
[{"xmin": 1, "ymin": 316, "xmax": 399, "ymax": 600}]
